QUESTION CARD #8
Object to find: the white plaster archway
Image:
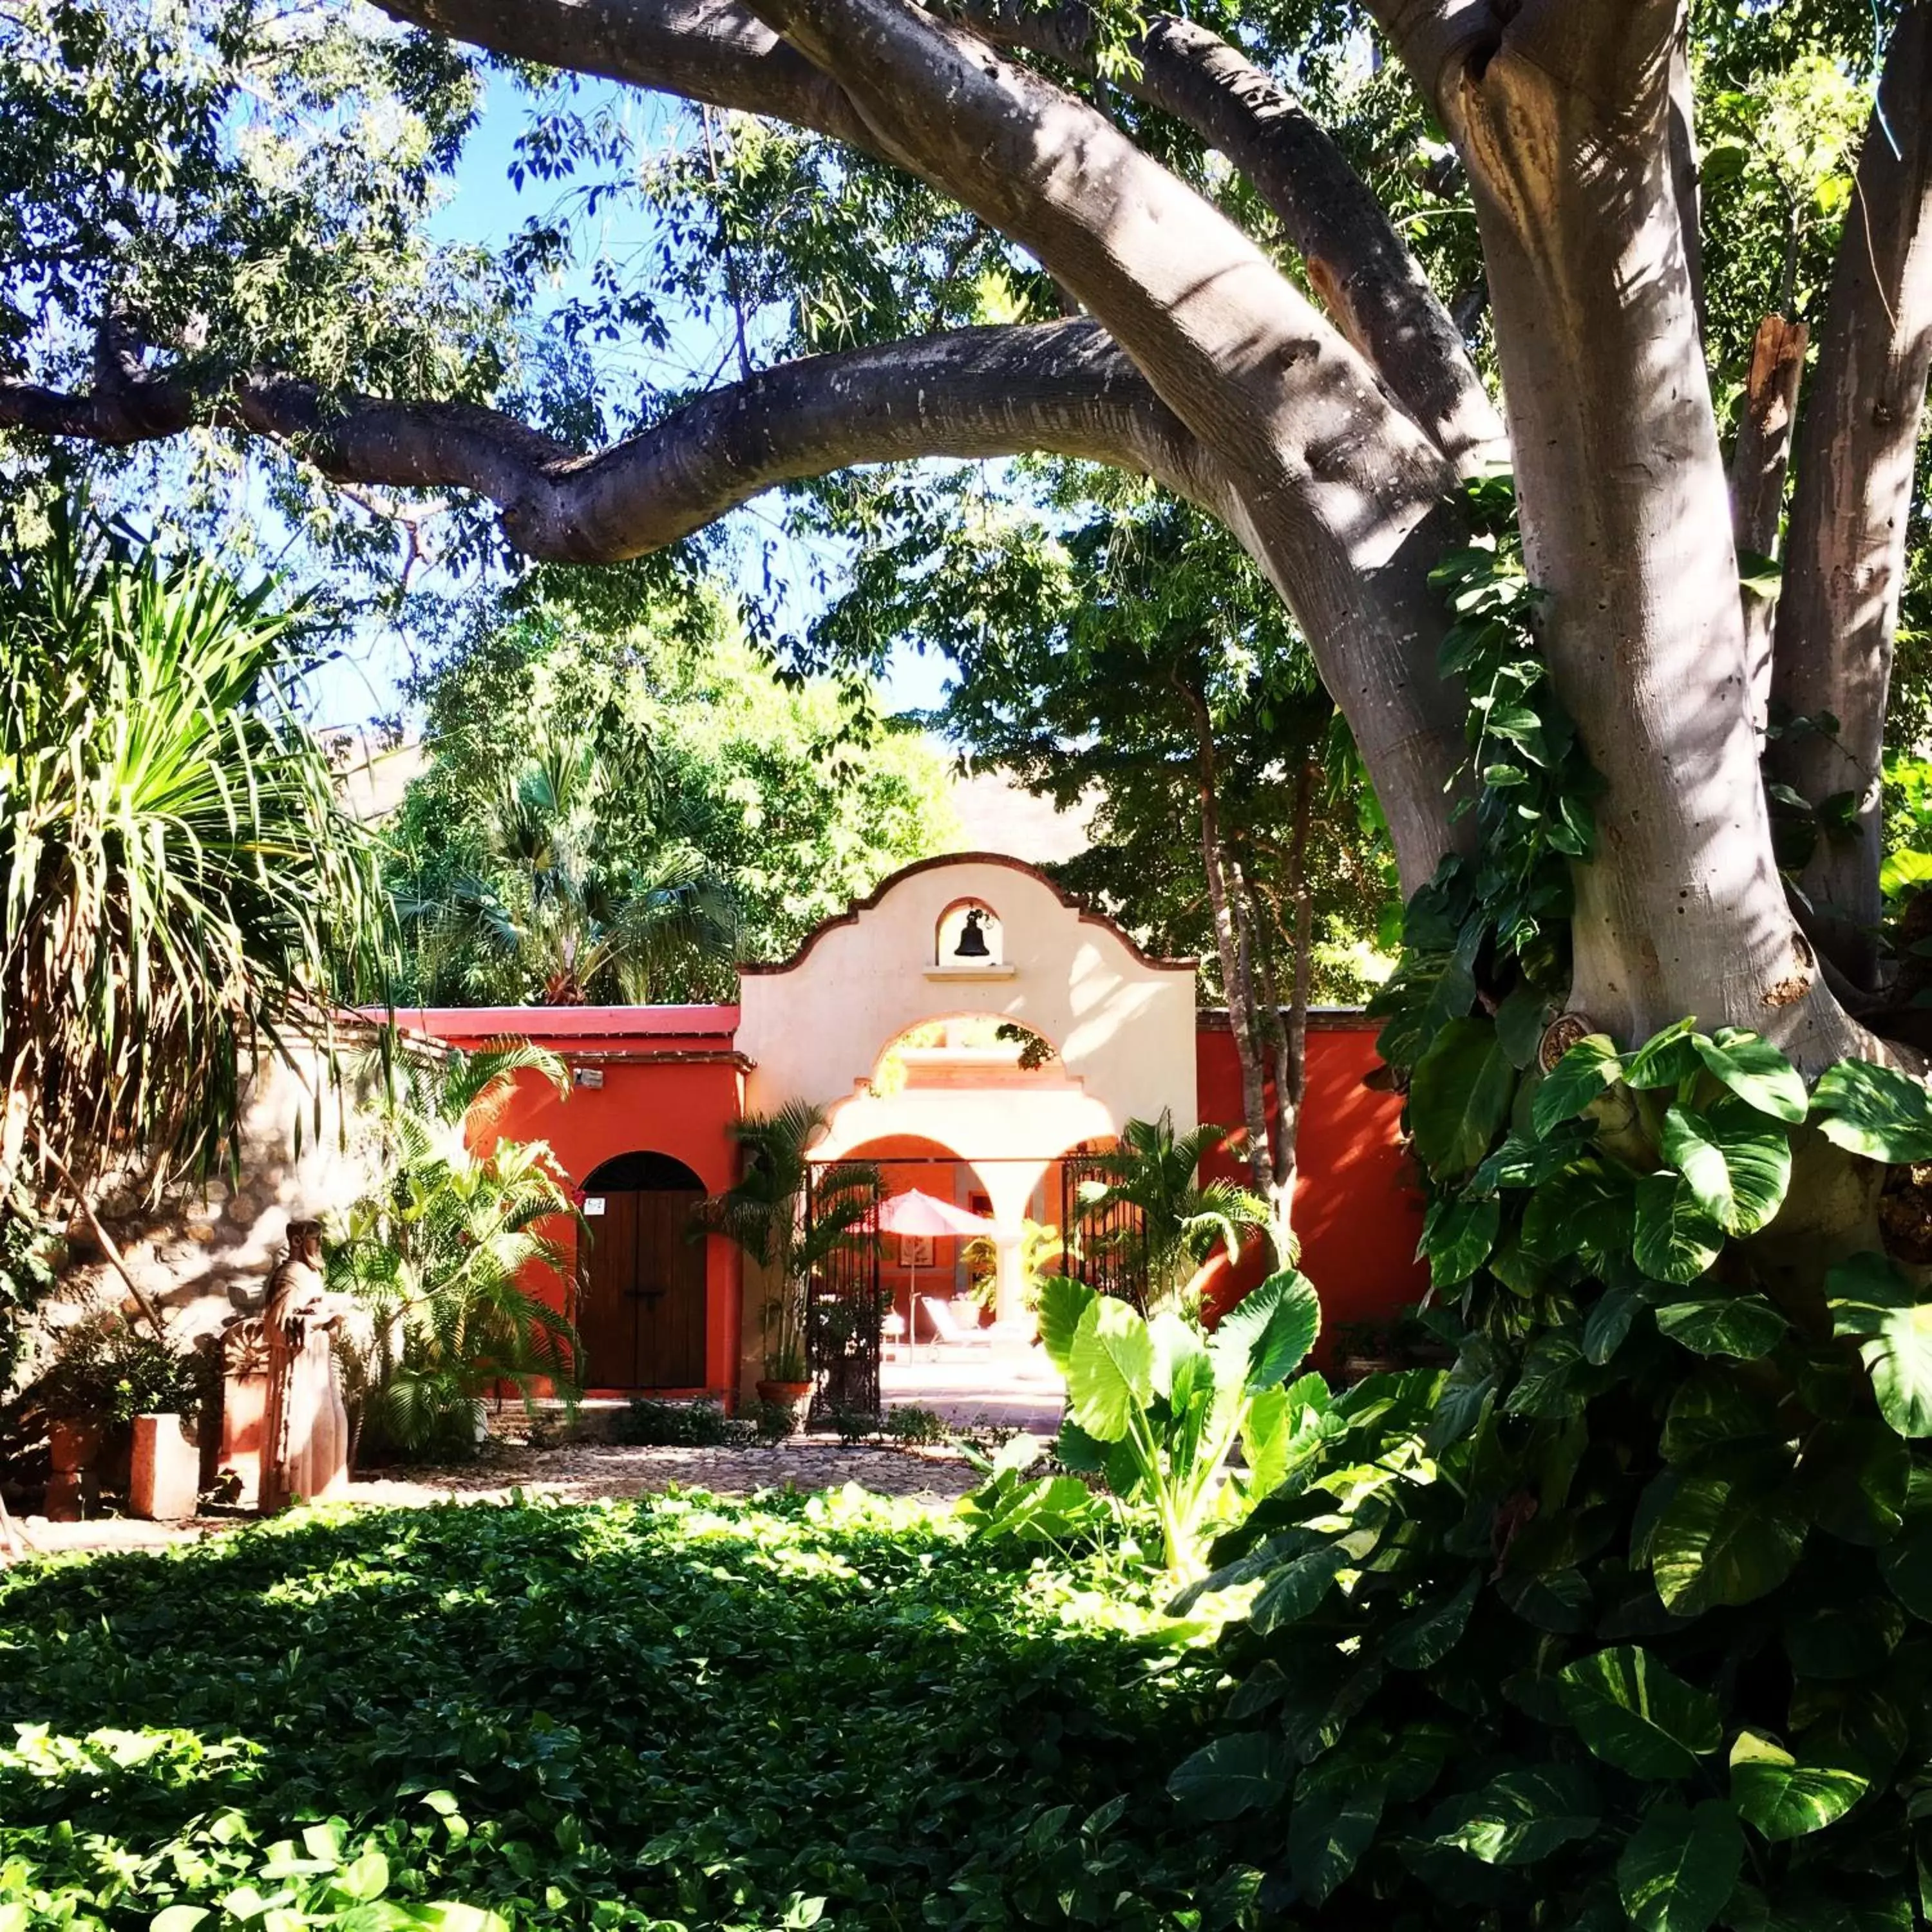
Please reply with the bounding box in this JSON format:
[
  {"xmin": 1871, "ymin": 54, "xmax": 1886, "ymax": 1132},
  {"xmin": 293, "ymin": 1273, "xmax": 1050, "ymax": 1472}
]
[{"xmin": 736, "ymin": 855, "xmax": 1198, "ymax": 1136}]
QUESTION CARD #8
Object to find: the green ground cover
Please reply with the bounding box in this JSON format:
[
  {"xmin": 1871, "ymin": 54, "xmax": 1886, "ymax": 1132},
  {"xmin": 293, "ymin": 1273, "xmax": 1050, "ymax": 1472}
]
[{"xmin": 0, "ymin": 1492, "xmax": 1258, "ymax": 1932}]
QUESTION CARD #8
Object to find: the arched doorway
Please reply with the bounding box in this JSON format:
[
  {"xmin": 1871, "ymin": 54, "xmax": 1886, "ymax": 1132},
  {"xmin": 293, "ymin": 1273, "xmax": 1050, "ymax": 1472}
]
[{"xmin": 577, "ymin": 1151, "xmax": 708, "ymax": 1389}]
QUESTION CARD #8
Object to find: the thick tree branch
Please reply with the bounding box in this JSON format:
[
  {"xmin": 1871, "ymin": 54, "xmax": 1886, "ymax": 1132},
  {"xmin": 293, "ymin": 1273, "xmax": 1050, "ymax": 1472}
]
[
  {"xmin": 742, "ymin": 0, "xmax": 1472, "ymax": 890},
  {"xmin": 374, "ymin": 0, "xmax": 875, "ymax": 147},
  {"xmin": 1768, "ymin": 3, "xmax": 1932, "ymax": 992},
  {"xmin": 1, "ymin": 323, "xmax": 1218, "ymax": 562},
  {"xmin": 960, "ymin": 2, "xmax": 1504, "ymax": 472}
]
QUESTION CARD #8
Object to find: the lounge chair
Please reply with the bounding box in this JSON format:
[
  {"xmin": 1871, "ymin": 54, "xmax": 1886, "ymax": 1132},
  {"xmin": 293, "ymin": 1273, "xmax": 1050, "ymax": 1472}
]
[{"xmin": 920, "ymin": 1296, "xmax": 996, "ymax": 1347}]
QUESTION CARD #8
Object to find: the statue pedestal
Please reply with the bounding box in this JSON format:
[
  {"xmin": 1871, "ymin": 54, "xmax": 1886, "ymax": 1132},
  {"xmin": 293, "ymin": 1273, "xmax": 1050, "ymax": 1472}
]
[{"xmin": 130, "ymin": 1414, "xmax": 199, "ymax": 1521}]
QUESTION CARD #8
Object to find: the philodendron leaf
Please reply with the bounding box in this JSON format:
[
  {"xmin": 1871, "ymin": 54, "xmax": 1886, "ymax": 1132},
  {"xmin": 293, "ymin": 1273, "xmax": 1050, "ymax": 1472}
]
[
  {"xmin": 1651, "ymin": 1468, "xmax": 1806, "ymax": 1615},
  {"xmin": 1421, "ymin": 1195, "xmax": 1501, "ymax": 1289},
  {"xmin": 1692, "ymin": 1028, "xmax": 1806, "ymax": 1124},
  {"xmin": 1066, "ymin": 1295, "xmax": 1153, "ymax": 1443},
  {"xmin": 1827, "ymin": 1252, "xmax": 1932, "ymax": 1437},
  {"xmin": 1660, "ymin": 1099, "xmax": 1792, "ymax": 1236},
  {"xmin": 1531, "ymin": 1033, "xmax": 1624, "ymax": 1137},
  {"xmin": 1148, "ymin": 1309, "xmax": 1209, "ymax": 1406},
  {"xmin": 1249, "ymin": 1541, "xmax": 1348, "ymax": 1634},
  {"xmin": 1287, "ymin": 1777, "xmax": 1387, "ymax": 1906},
  {"xmin": 1410, "ymin": 1017, "xmax": 1517, "ymax": 1176},
  {"xmin": 1624, "ymin": 1018, "xmax": 1703, "ymax": 1090},
  {"xmin": 1617, "ymin": 1798, "xmax": 1745, "ymax": 1932},
  {"xmin": 1037, "ymin": 1274, "xmax": 1095, "ymax": 1376},
  {"xmin": 1653, "ymin": 1294, "xmax": 1789, "ymax": 1361},
  {"xmin": 1211, "ymin": 1268, "xmax": 1321, "ymax": 1392},
  {"xmin": 1810, "ymin": 1060, "xmax": 1932, "ymax": 1164},
  {"xmin": 1385, "ymin": 1571, "xmax": 1481, "ymax": 1671},
  {"xmin": 1634, "ymin": 1171, "xmax": 1726, "ymax": 1284},
  {"xmin": 1728, "ymin": 1731, "xmax": 1869, "ymax": 1842},
  {"xmin": 1240, "ymin": 1385, "xmax": 1290, "ymax": 1499},
  {"xmin": 1166, "ymin": 1730, "xmax": 1290, "ymax": 1821},
  {"xmin": 1557, "ymin": 1645, "xmax": 1721, "ymax": 1779},
  {"xmin": 1583, "ymin": 1282, "xmax": 1643, "ymax": 1365},
  {"xmin": 1470, "ymin": 1126, "xmax": 1594, "ymax": 1195},
  {"xmin": 1425, "ymin": 1765, "xmax": 1598, "ymax": 1866}
]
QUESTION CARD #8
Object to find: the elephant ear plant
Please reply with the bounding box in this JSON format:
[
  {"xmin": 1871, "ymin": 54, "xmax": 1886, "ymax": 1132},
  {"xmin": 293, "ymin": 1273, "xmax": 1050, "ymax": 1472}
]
[{"xmin": 969, "ymin": 1269, "xmax": 1323, "ymax": 1580}]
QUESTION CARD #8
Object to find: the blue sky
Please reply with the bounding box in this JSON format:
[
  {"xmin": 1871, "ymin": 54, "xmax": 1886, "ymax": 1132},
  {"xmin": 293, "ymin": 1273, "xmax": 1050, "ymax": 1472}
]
[{"xmin": 311, "ymin": 68, "xmax": 953, "ymax": 732}]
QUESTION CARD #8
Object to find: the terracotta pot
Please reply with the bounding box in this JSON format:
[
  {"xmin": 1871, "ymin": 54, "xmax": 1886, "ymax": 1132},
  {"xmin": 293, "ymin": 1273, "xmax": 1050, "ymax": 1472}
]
[
  {"xmin": 755, "ymin": 1379, "xmax": 814, "ymax": 1425},
  {"xmin": 46, "ymin": 1417, "xmax": 108, "ymax": 1522},
  {"xmin": 48, "ymin": 1418, "xmax": 106, "ymax": 1475}
]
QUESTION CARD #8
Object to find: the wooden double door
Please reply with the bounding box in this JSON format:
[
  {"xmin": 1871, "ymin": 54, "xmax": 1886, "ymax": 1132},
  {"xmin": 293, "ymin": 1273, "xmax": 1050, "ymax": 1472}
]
[{"xmin": 577, "ymin": 1156, "xmax": 707, "ymax": 1389}]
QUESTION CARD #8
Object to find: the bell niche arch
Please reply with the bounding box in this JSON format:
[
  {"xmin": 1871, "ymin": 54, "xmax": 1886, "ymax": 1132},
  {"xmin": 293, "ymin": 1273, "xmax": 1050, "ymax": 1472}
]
[
  {"xmin": 576, "ymin": 1150, "xmax": 708, "ymax": 1390},
  {"xmin": 936, "ymin": 897, "xmax": 1002, "ymax": 967},
  {"xmin": 739, "ymin": 853, "xmax": 1200, "ymax": 1153}
]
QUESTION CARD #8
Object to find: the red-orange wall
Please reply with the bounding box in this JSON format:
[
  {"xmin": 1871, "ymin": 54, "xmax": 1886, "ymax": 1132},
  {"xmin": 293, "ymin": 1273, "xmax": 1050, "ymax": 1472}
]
[
  {"xmin": 402, "ymin": 1009, "xmax": 746, "ymax": 1398},
  {"xmin": 397, "ymin": 1006, "xmax": 1425, "ymax": 1394},
  {"xmin": 1195, "ymin": 1021, "xmax": 1428, "ymax": 1357}
]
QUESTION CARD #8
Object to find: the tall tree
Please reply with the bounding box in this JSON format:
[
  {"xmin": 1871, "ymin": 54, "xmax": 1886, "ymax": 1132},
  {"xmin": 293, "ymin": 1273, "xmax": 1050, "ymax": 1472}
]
[
  {"xmin": 927, "ymin": 492, "xmax": 1389, "ymax": 1247},
  {"xmin": 388, "ymin": 598, "xmax": 958, "ymax": 998}
]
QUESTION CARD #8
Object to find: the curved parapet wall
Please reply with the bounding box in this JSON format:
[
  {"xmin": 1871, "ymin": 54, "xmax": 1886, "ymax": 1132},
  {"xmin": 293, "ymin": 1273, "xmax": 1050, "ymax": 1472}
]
[{"xmin": 737, "ymin": 854, "xmax": 1198, "ymax": 1133}]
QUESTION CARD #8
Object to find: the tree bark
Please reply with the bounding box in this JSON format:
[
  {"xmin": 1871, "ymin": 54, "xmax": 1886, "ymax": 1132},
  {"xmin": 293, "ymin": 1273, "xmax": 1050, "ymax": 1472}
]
[
  {"xmin": 1729, "ymin": 315, "xmax": 1808, "ymax": 731},
  {"xmin": 1767, "ymin": 5, "xmax": 1932, "ymax": 993},
  {"xmin": 958, "ymin": 2, "xmax": 1505, "ymax": 473},
  {"xmin": 1408, "ymin": 0, "xmax": 1865, "ymax": 1065},
  {"xmin": 1180, "ymin": 681, "xmax": 1274, "ymax": 1207},
  {"xmin": 1, "ymin": 324, "xmax": 1218, "ymax": 562}
]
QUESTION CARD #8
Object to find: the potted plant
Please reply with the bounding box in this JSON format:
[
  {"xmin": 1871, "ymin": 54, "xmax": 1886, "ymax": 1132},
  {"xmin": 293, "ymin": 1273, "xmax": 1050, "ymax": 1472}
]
[
  {"xmin": 755, "ymin": 1274, "xmax": 813, "ymax": 1422},
  {"xmin": 34, "ymin": 1311, "xmax": 202, "ymax": 1515},
  {"xmin": 694, "ymin": 1101, "xmax": 879, "ymax": 1428}
]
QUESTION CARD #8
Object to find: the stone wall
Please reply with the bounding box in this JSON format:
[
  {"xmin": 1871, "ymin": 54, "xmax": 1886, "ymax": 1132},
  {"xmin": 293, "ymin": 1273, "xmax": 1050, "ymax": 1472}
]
[{"xmin": 39, "ymin": 1033, "xmax": 388, "ymax": 1359}]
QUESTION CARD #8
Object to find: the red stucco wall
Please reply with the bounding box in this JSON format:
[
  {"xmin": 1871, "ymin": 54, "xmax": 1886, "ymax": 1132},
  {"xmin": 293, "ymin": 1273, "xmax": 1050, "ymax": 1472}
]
[
  {"xmin": 1194, "ymin": 1019, "xmax": 1428, "ymax": 1356},
  {"xmin": 401, "ymin": 1008, "xmax": 746, "ymax": 1398},
  {"xmin": 397, "ymin": 1005, "xmax": 1425, "ymax": 1394}
]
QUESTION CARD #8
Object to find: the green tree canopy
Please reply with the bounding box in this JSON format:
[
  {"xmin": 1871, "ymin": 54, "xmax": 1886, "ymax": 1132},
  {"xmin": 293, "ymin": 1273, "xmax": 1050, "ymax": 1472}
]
[{"xmin": 386, "ymin": 592, "xmax": 958, "ymax": 1002}]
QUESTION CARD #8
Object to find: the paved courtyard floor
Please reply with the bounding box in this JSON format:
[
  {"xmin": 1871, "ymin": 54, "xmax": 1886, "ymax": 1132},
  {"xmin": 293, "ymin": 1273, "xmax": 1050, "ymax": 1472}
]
[
  {"xmin": 3, "ymin": 1435, "xmax": 1006, "ymax": 1562},
  {"xmin": 881, "ymin": 1339, "xmax": 1065, "ymax": 1432}
]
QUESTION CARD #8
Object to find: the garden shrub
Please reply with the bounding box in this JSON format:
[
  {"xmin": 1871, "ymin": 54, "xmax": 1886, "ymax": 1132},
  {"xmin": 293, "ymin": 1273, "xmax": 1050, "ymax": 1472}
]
[
  {"xmin": 616, "ymin": 1397, "xmax": 735, "ymax": 1448},
  {"xmin": 883, "ymin": 1405, "xmax": 950, "ymax": 1446},
  {"xmin": 32, "ymin": 1310, "xmax": 202, "ymax": 1425},
  {"xmin": 0, "ymin": 1495, "xmax": 1266, "ymax": 1930},
  {"xmin": 829, "ymin": 1403, "xmax": 880, "ymax": 1445}
]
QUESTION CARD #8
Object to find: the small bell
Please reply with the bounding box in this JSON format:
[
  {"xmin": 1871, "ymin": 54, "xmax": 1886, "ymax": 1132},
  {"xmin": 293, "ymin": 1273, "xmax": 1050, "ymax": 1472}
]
[{"xmin": 953, "ymin": 909, "xmax": 992, "ymax": 958}]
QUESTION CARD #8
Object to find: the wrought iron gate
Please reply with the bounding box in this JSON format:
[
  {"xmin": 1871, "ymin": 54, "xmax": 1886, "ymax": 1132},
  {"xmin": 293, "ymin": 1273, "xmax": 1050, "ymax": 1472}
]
[
  {"xmin": 1061, "ymin": 1142, "xmax": 1150, "ymax": 1310},
  {"xmin": 804, "ymin": 1164, "xmax": 885, "ymax": 1417}
]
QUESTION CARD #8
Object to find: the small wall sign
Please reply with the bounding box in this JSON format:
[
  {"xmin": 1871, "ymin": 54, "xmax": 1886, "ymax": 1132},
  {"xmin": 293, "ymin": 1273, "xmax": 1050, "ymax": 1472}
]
[{"xmin": 584, "ymin": 1197, "xmax": 606, "ymax": 1217}]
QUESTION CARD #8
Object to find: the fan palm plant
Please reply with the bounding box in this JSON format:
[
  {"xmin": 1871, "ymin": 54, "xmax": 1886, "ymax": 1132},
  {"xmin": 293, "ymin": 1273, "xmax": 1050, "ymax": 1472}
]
[
  {"xmin": 0, "ymin": 503, "xmax": 389, "ymax": 1330},
  {"xmin": 327, "ymin": 1039, "xmax": 582, "ymax": 1455},
  {"xmin": 1074, "ymin": 1112, "xmax": 1273, "ymax": 1314},
  {"xmin": 696, "ymin": 1100, "xmax": 877, "ymax": 1383},
  {"xmin": 417, "ymin": 727, "xmax": 739, "ymax": 1006}
]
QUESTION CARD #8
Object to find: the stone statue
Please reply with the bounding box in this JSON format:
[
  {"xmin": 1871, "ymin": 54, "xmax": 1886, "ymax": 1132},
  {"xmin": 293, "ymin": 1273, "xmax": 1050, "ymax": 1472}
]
[{"xmin": 257, "ymin": 1219, "xmax": 355, "ymax": 1513}]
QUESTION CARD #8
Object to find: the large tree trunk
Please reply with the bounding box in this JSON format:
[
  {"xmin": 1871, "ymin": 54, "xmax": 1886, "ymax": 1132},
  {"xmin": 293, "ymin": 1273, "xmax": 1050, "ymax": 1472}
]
[
  {"xmin": 1767, "ymin": 6, "xmax": 1932, "ymax": 993},
  {"xmin": 1394, "ymin": 0, "xmax": 1864, "ymax": 1066}
]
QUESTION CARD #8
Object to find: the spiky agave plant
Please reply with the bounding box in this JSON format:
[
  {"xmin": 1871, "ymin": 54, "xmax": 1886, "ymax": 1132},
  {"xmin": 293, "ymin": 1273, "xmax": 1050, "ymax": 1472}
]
[
  {"xmin": 0, "ymin": 502, "xmax": 390, "ymax": 1208},
  {"xmin": 328, "ymin": 1039, "xmax": 582, "ymax": 1455}
]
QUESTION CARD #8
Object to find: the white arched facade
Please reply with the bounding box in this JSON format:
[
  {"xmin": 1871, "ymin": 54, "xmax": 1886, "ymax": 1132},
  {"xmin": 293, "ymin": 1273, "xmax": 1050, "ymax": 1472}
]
[{"xmin": 734, "ymin": 855, "xmax": 1198, "ymax": 1323}]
